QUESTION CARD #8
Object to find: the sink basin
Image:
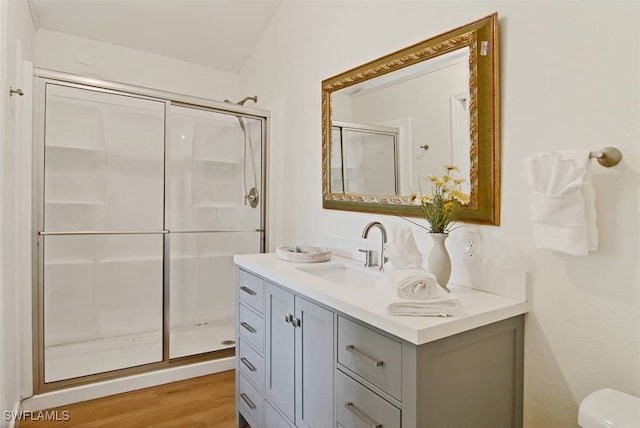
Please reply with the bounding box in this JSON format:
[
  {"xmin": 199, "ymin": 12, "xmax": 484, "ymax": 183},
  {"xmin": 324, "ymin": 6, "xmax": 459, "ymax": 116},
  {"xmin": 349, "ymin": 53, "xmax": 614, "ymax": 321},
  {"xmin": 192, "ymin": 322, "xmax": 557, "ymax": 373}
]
[{"xmin": 296, "ymin": 263, "xmax": 382, "ymax": 288}]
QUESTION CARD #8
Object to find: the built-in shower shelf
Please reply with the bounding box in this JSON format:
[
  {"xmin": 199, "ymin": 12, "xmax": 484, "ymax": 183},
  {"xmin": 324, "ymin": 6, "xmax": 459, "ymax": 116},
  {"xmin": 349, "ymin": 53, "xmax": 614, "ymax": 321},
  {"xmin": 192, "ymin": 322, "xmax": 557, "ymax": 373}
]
[
  {"xmin": 46, "ymin": 144, "xmax": 105, "ymax": 153},
  {"xmin": 191, "ymin": 158, "xmax": 239, "ymax": 165},
  {"xmin": 192, "ymin": 202, "xmax": 242, "ymax": 208},
  {"xmin": 45, "ymin": 200, "xmax": 105, "ymax": 205},
  {"xmin": 199, "ymin": 253, "xmax": 230, "ymax": 259},
  {"xmin": 44, "ymin": 259, "xmax": 94, "ymax": 266},
  {"xmin": 170, "ymin": 253, "xmax": 232, "ymax": 260},
  {"xmin": 97, "ymin": 257, "xmax": 163, "ymax": 264},
  {"xmin": 170, "ymin": 255, "xmax": 197, "ymax": 261}
]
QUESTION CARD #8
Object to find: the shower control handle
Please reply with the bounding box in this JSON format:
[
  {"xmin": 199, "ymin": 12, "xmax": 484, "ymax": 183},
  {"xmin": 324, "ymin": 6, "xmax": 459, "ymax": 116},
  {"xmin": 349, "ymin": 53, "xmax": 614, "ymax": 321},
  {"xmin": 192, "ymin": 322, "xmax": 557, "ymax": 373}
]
[{"xmin": 246, "ymin": 188, "xmax": 259, "ymax": 208}]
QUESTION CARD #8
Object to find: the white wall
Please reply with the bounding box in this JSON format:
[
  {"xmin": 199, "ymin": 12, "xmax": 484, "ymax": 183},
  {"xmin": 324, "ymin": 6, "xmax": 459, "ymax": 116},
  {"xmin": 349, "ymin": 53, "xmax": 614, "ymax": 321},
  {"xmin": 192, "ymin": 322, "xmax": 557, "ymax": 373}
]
[
  {"xmin": 35, "ymin": 29, "xmax": 243, "ymax": 102},
  {"xmin": 240, "ymin": 1, "xmax": 640, "ymax": 427},
  {"xmin": 0, "ymin": 0, "xmax": 35, "ymax": 423}
]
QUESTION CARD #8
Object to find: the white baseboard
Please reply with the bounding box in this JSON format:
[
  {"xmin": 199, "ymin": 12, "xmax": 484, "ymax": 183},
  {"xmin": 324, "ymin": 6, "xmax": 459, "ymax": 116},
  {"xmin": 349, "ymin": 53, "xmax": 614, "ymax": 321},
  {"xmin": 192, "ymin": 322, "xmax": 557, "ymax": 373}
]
[{"xmin": 21, "ymin": 357, "xmax": 234, "ymax": 412}]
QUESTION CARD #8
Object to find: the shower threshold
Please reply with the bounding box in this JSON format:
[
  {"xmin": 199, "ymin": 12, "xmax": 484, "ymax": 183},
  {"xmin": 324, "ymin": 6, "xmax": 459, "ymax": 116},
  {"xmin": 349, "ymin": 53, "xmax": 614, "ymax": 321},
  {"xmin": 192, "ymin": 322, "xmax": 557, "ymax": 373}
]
[{"xmin": 44, "ymin": 320, "xmax": 235, "ymax": 383}]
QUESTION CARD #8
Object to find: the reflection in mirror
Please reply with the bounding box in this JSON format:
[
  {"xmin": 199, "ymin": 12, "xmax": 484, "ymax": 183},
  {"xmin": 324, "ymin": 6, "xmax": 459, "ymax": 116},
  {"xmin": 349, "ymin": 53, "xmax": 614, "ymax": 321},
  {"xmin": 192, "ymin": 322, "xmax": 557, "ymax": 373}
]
[
  {"xmin": 322, "ymin": 13, "xmax": 500, "ymax": 224},
  {"xmin": 331, "ymin": 121, "xmax": 398, "ymax": 195},
  {"xmin": 331, "ymin": 47, "xmax": 470, "ymax": 196}
]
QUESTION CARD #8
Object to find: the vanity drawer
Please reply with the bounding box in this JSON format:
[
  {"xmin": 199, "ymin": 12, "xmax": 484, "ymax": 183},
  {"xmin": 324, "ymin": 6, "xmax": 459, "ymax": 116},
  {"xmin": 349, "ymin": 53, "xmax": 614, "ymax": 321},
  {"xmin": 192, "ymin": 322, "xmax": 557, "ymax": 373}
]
[
  {"xmin": 337, "ymin": 315, "xmax": 402, "ymax": 400},
  {"xmin": 238, "ymin": 373, "xmax": 264, "ymax": 428},
  {"xmin": 336, "ymin": 370, "xmax": 401, "ymax": 428},
  {"xmin": 238, "ymin": 338, "xmax": 264, "ymax": 392},
  {"xmin": 238, "ymin": 269, "xmax": 265, "ymax": 314},
  {"xmin": 239, "ymin": 304, "xmax": 264, "ymax": 353}
]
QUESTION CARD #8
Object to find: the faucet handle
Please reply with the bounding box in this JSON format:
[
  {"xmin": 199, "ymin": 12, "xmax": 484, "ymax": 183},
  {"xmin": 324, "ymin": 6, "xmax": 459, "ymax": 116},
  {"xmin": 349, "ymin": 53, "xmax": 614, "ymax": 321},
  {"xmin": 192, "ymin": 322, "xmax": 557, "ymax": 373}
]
[{"xmin": 358, "ymin": 249, "xmax": 377, "ymax": 268}]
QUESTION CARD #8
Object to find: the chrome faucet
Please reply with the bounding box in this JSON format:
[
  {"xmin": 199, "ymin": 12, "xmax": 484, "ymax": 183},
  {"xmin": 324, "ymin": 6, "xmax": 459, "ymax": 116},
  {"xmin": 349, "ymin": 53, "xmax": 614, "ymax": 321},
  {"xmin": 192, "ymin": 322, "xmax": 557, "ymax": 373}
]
[{"xmin": 360, "ymin": 221, "xmax": 387, "ymax": 271}]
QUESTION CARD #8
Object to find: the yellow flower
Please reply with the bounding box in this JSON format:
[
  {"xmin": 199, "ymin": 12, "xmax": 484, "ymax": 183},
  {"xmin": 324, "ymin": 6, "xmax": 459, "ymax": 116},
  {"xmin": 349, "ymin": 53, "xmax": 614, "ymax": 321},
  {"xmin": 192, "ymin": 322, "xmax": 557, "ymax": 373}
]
[
  {"xmin": 409, "ymin": 163, "xmax": 466, "ymax": 233},
  {"xmin": 451, "ymin": 190, "xmax": 470, "ymax": 204},
  {"xmin": 421, "ymin": 194, "xmax": 434, "ymax": 204}
]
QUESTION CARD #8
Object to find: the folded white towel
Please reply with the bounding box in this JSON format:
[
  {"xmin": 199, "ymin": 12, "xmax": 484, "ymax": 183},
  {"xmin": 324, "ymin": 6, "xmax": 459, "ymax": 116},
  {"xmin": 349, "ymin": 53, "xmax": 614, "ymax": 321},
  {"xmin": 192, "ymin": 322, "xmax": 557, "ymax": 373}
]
[
  {"xmin": 387, "ymin": 298, "xmax": 460, "ymax": 317},
  {"xmin": 377, "ymin": 275, "xmax": 460, "ymax": 317},
  {"xmin": 524, "ymin": 151, "xmax": 598, "ymax": 256},
  {"xmin": 390, "ymin": 269, "xmax": 441, "ymax": 299},
  {"xmin": 384, "ymin": 225, "xmax": 423, "ymax": 269}
]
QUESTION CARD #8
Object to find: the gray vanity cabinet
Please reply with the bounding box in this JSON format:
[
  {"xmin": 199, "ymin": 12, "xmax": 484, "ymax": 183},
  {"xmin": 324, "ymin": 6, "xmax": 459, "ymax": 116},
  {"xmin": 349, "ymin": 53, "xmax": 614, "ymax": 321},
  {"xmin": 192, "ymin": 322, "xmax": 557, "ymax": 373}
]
[
  {"xmin": 236, "ymin": 265, "xmax": 524, "ymax": 428},
  {"xmin": 265, "ymin": 281, "xmax": 335, "ymax": 428}
]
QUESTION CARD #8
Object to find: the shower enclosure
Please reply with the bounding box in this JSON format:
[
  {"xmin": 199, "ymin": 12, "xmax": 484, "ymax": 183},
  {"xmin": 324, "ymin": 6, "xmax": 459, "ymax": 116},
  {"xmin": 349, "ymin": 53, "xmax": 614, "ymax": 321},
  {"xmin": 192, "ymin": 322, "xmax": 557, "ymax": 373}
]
[{"xmin": 33, "ymin": 75, "xmax": 266, "ymax": 391}]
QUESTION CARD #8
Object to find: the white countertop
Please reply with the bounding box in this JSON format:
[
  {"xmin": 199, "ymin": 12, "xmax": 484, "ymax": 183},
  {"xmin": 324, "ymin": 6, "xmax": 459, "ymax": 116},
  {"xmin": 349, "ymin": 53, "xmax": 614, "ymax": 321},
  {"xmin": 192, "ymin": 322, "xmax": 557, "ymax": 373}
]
[{"xmin": 234, "ymin": 253, "xmax": 528, "ymax": 345}]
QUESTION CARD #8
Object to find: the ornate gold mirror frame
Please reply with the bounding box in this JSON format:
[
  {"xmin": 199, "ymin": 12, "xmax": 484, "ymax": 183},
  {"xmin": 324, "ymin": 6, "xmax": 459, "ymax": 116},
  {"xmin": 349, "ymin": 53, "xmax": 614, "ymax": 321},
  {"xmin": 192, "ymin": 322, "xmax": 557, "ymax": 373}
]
[{"xmin": 321, "ymin": 13, "xmax": 500, "ymax": 225}]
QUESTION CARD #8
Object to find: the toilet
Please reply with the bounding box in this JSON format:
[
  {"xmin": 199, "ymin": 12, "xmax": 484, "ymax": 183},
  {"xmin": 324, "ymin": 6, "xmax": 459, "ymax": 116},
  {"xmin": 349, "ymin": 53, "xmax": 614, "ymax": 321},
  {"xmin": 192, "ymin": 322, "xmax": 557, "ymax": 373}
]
[{"xmin": 578, "ymin": 388, "xmax": 640, "ymax": 427}]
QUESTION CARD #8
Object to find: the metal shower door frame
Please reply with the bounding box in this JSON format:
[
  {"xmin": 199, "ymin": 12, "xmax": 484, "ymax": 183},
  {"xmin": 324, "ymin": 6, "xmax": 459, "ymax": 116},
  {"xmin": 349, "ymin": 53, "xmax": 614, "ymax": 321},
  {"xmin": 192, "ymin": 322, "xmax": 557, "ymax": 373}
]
[{"xmin": 32, "ymin": 69, "xmax": 269, "ymax": 393}]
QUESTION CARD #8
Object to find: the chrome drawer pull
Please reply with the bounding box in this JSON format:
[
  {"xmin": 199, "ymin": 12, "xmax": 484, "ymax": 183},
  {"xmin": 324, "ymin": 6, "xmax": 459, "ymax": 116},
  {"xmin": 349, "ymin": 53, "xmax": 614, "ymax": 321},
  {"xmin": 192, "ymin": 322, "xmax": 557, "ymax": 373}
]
[
  {"xmin": 240, "ymin": 392, "xmax": 257, "ymax": 410},
  {"xmin": 345, "ymin": 402, "xmax": 382, "ymax": 428},
  {"xmin": 240, "ymin": 322, "xmax": 257, "ymax": 334},
  {"xmin": 346, "ymin": 345, "xmax": 384, "ymax": 367},
  {"xmin": 240, "ymin": 285, "xmax": 257, "ymax": 296},
  {"xmin": 240, "ymin": 357, "xmax": 257, "ymax": 372}
]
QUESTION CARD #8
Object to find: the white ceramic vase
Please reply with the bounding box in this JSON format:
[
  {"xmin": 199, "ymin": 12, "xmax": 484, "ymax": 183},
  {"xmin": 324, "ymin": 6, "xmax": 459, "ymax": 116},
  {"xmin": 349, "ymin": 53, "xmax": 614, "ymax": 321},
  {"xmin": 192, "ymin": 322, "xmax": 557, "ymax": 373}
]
[{"xmin": 427, "ymin": 233, "xmax": 451, "ymax": 291}]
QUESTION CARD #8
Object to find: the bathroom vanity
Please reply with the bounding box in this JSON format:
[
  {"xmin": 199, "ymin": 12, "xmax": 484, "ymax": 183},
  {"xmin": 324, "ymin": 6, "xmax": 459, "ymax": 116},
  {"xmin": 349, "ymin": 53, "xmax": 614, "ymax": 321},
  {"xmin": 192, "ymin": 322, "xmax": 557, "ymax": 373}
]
[{"xmin": 234, "ymin": 253, "xmax": 527, "ymax": 428}]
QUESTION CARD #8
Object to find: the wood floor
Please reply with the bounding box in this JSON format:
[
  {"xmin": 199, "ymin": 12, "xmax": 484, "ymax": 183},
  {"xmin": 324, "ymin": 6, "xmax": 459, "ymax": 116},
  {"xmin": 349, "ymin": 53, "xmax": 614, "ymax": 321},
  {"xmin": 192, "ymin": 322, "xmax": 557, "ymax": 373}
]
[{"xmin": 20, "ymin": 370, "xmax": 236, "ymax": 428}]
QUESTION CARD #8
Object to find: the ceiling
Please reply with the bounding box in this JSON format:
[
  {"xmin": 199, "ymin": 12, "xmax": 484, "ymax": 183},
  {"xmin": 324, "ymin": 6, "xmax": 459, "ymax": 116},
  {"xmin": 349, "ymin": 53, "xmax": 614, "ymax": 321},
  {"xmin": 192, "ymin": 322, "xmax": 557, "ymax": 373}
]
[{"xmin": 28, "ymin": 0, "xmax": 284, "ymax": 73}]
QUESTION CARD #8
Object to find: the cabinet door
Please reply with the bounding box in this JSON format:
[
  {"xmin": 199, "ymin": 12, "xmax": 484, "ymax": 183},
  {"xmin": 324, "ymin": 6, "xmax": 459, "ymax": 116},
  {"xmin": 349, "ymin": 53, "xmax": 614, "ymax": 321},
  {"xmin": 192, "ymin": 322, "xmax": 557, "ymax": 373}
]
[
  {"xmin": 295, "ymin": 296, "xmax": 334, "ymax": 428},
  {"xmin": 265, "ymin": 282, "xmax": 295, "ymax": 422},
  {"xmin": 265, "ymin": 401, "xmax": 294, "ymax": 428}
]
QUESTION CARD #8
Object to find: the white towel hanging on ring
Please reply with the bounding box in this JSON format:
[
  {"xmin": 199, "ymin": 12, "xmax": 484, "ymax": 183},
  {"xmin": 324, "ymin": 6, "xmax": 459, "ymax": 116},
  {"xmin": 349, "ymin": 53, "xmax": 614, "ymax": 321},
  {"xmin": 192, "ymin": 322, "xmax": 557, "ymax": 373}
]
[{"xmin": 524, "ymin": 151, "xmax": 598, "ymax": 256}]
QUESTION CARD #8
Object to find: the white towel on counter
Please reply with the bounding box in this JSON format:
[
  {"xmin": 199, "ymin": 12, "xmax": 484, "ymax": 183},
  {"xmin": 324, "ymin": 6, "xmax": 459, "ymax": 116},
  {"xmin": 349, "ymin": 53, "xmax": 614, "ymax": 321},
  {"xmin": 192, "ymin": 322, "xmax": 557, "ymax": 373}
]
[
  {"xmin": 387, "ymin": 298, "xmax": 460, "ymax": 317},
  {"xmin": 524, "ymin": 151, "xmax": 598, "ymax": 256},
  {"xmin": 384, "ymin": 225, "xmax": 423, "ymax": 269},
  {"xmin": 390, "ymin": 269, "xmax": 442, "ymax": 299},
  {"xmin": 377, "ymin": 275, "xmax": 460, "ymax": 317}
]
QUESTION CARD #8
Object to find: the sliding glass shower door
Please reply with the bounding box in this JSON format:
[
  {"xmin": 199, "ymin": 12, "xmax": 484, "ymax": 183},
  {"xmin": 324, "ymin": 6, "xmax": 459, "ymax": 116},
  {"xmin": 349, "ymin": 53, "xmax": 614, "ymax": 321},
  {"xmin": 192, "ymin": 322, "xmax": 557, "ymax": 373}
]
[
  {"xmin": 166, "ymin": 105, "xmax": 263, "ymax": 358},
  {"xmin": 41, "ymin": 84, "xmax": 166, "ymax": 382},
  {"xmin": 37, "ymin": 79, "xmax": 266, "ymax": 389}
]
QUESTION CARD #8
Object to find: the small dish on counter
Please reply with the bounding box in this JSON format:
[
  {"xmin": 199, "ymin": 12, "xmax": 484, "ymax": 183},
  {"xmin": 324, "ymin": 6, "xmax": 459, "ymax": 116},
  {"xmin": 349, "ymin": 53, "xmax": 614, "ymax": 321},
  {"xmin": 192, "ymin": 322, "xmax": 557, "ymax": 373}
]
[{"xmin": 275, "ymin": 246, "xmax": 332, "ymax": 263}]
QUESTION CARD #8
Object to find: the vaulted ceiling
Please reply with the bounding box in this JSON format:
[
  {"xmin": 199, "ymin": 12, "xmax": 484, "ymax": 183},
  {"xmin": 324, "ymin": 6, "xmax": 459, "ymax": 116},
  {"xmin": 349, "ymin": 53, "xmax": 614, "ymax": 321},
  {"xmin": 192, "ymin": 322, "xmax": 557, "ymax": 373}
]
[{"xmin": 29, "ymin": 0, "xmax": 283, "ymax": 73}]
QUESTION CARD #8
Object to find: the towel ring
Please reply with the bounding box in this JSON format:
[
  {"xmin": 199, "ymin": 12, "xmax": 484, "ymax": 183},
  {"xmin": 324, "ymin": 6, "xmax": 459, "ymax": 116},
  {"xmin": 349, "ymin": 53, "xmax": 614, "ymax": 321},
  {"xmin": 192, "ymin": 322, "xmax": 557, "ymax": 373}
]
[{"xmin": 590, "ymin": 147, "xmax": 622, "ymax": 168}]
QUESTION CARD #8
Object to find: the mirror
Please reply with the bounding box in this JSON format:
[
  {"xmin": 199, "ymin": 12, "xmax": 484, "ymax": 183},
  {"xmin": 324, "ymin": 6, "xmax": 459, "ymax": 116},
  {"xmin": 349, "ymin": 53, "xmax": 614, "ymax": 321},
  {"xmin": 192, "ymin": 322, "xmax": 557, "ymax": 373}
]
[{"xmin": 322, "ymin": 13, "xmax": 500, "ymax": 225}]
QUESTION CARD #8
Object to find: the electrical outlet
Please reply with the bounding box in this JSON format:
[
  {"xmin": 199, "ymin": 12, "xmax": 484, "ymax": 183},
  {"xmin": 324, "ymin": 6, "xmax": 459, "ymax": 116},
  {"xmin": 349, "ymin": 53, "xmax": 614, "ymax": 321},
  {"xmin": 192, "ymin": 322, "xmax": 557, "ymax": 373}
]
[{"xmin": 462, "ymin": 230, "xmax": 483, "ymax": 262}]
